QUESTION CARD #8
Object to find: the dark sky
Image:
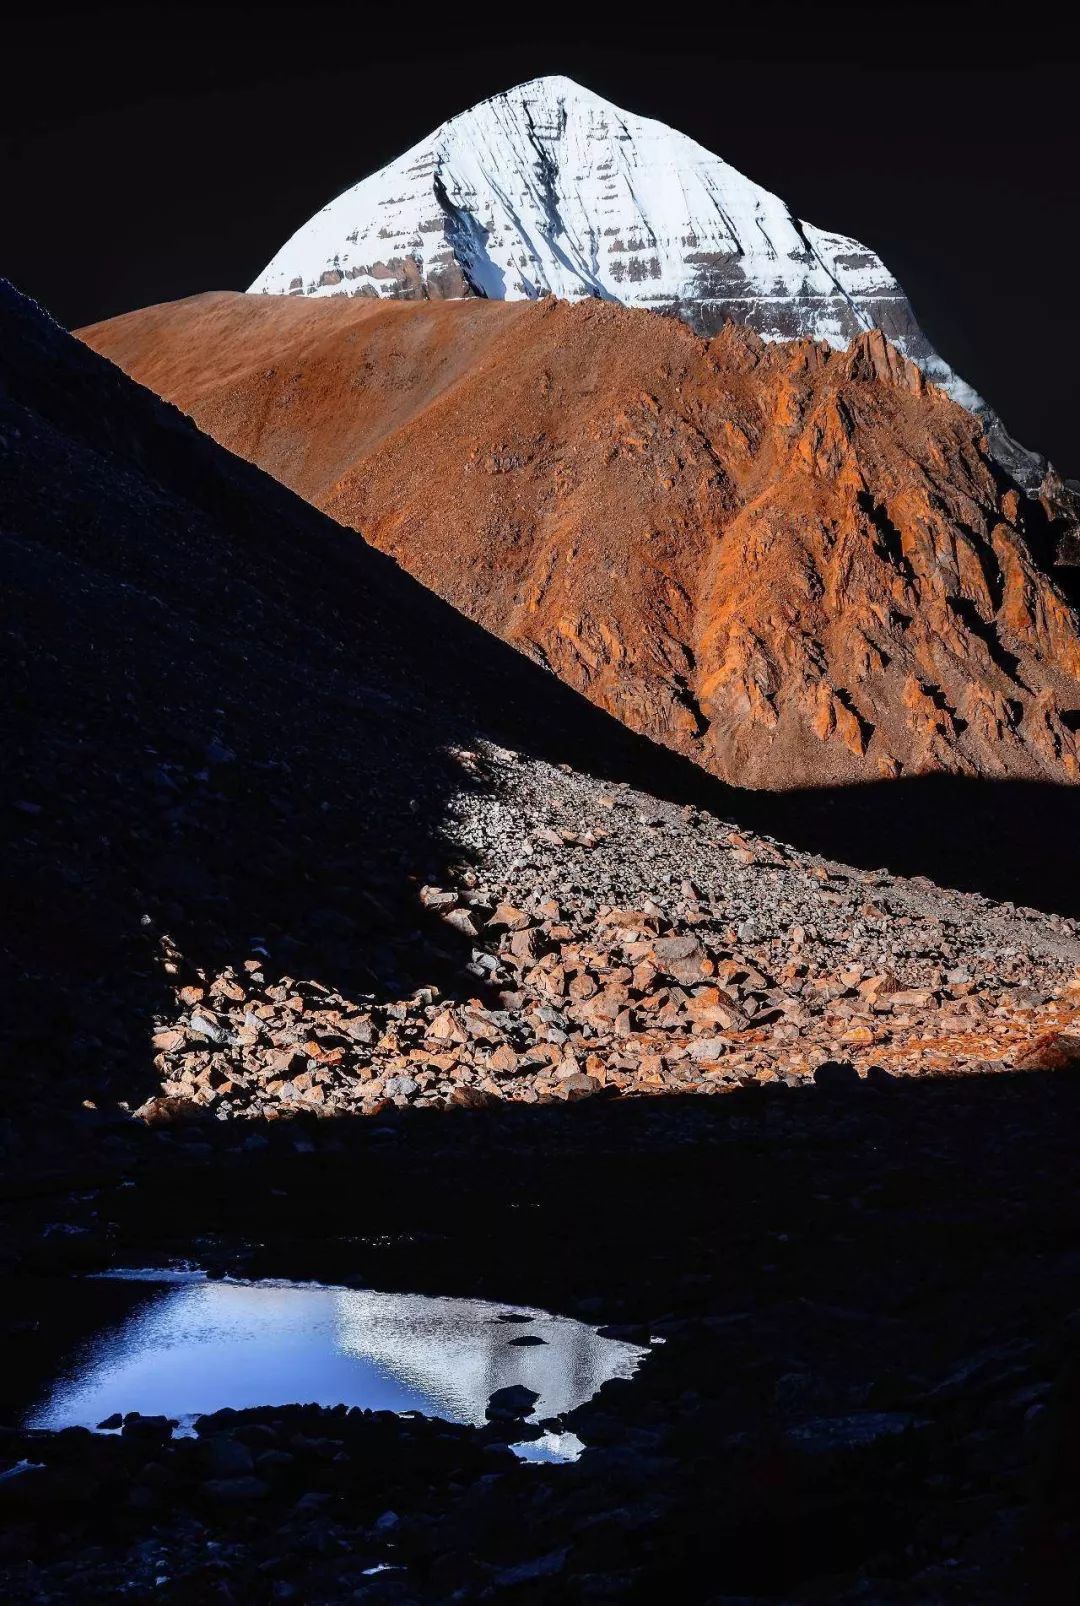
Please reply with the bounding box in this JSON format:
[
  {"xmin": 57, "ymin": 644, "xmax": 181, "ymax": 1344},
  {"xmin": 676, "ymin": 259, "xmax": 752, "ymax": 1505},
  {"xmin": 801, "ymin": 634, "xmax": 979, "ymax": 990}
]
[{"xmin": 6, "ymin": 3, "xmax": 1080, "ymax": 469}]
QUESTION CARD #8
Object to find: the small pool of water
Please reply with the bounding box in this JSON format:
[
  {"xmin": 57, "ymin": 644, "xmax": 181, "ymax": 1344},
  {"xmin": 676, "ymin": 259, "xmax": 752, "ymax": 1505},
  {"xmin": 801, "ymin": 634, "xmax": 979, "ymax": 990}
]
[{"xmin": 25, "ymin": 1272, "xmax": 646, "ymax": 1463}]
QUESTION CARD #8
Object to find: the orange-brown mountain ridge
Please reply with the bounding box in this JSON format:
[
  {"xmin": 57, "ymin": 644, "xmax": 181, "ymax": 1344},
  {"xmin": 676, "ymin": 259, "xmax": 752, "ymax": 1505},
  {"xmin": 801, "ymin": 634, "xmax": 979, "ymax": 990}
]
[{"xmin": 80, "ymin": 291, "xmax": 1080, "ymax": 789}]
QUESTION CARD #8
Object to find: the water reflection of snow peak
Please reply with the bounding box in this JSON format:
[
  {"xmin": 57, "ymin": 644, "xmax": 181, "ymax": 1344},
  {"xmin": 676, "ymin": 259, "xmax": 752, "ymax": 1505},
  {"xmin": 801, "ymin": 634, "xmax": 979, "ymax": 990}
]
[{"xmin": 27, "ymin": 1277, "xmax": 645, "ymax": 1461}]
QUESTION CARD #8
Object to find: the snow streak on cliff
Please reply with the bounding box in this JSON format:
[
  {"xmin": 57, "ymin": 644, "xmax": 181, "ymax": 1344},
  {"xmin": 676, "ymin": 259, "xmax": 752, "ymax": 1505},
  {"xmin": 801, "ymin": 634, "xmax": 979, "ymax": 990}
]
[{"xmin": 250, "ymin": 75, "xmax": 980, "ymax": 412}]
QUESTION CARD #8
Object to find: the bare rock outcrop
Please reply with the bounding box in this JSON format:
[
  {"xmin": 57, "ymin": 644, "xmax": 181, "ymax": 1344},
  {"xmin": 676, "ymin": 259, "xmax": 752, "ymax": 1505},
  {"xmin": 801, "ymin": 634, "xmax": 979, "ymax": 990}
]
[{"xmin": 81, "ymin": 292, "xmax": 1080, "ymax": 789}]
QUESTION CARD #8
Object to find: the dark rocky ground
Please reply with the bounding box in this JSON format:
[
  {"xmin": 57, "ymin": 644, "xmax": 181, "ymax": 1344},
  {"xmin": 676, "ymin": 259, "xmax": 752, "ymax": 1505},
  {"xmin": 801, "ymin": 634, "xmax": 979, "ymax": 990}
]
[
  {"xmin": 5, "ymin": 1077, "xmax": 1080, "ymax": 1603},
  {"xmin": 4, "ymin": 280, "xmax": 1080, "ymax": 1600}
]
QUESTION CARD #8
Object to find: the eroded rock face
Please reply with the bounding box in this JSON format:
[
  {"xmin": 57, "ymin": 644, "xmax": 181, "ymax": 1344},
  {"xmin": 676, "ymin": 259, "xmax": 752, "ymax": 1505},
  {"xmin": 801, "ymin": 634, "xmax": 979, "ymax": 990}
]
[{"xmin": 81, "ymin": 292, "xmax": 1080, "ymax": 789}]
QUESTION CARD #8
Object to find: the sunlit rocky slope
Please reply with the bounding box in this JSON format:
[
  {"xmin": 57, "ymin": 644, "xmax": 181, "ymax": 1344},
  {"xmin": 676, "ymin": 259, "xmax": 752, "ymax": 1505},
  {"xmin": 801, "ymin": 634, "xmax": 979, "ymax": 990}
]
[{"xmin": 82, "ymin": 291, "xmax": 1080, "ymax": 789}]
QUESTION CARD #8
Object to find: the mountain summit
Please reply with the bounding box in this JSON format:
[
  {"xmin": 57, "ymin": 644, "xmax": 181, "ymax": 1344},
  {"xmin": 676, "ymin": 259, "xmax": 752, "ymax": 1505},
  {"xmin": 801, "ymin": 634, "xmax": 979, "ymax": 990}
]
[{"xmin": 250, "ymin": 75, "xmax": 980, "ymax": 415}]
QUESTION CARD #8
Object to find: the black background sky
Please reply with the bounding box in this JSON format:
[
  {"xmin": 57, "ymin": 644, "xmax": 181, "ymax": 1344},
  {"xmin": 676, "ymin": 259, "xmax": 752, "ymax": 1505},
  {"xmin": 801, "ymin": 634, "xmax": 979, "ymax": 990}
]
[{"xmin": 6, "ymin": 3, "xmax": 1080, "ymax": 469}]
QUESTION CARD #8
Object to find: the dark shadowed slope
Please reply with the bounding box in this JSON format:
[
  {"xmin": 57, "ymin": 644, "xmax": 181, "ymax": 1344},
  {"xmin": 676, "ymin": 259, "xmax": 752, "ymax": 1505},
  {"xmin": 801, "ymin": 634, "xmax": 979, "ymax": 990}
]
[{"xmin": 0, "ymin": 280, "xmax": 732, "ymax": 1124}]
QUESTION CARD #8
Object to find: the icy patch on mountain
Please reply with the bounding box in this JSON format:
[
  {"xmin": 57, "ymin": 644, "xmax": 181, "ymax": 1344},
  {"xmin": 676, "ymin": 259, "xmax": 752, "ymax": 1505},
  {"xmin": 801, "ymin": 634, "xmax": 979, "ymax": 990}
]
[{"xmin": 250, "ymin": 75, "xmax": 977, "ymax": 409}]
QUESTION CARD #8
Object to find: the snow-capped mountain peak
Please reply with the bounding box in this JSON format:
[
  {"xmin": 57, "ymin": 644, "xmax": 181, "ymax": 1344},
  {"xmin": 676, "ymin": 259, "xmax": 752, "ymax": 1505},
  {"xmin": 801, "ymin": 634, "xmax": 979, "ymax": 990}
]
[{"xmin": 250, "ymin": 74, "xmax": 980, "ymax": 412}]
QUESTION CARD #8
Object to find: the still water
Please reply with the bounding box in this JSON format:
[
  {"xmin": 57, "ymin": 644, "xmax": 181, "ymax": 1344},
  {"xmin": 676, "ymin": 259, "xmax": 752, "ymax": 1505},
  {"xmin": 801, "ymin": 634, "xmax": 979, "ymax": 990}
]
[{"xmin": 26, "ymin": 1272, "xmax": 646, "ymax": 1462}]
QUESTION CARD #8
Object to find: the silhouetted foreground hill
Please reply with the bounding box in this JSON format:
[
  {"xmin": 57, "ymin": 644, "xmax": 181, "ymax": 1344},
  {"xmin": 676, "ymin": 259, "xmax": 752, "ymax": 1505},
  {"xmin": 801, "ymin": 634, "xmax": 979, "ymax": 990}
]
[{"xmin": 0, "ymin": 278, "xmax": 715, "ymax": 1122}]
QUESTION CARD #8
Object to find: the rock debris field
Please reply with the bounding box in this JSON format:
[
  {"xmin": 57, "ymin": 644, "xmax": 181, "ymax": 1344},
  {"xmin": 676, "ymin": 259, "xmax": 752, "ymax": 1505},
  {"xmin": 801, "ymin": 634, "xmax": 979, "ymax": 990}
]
[{"xmin": 142, "ymin": 742, "xmax": 1080, "ymax": 1127}]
